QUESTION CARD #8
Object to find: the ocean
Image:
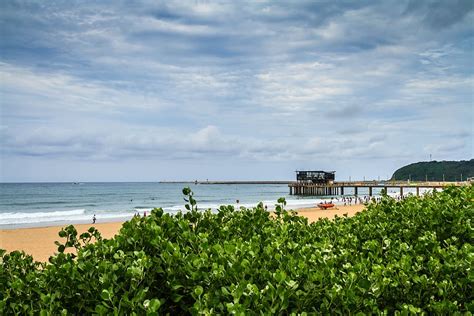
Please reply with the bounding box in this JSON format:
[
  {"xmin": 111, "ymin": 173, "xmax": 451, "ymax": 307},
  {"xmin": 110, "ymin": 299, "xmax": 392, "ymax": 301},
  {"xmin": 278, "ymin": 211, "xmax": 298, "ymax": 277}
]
[
  {"xmin": 0, "ymin": 182, "xmax": 337, "ymax": 229},
  {"xmin": 0, "ymin": 182, "xmax": 425, "ymax": 229}
]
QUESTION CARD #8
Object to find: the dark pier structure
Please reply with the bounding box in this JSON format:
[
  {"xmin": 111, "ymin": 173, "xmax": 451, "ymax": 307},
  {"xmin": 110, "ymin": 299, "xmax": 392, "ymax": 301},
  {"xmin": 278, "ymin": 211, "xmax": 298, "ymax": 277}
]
[
  {"xmin": 290, "ymin": 171, "xmax": 339, "ymax": 195},
  {"xmin": 289, "ymin": 170, "xmax": 465, "ymax": 196}
]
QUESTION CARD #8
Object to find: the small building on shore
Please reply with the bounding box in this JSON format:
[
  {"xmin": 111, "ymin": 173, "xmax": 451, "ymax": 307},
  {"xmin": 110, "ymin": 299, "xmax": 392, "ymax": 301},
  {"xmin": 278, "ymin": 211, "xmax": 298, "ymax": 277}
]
[{"xmin": 296, "ymin": 170, "xmax": 335, "ymax": 184}]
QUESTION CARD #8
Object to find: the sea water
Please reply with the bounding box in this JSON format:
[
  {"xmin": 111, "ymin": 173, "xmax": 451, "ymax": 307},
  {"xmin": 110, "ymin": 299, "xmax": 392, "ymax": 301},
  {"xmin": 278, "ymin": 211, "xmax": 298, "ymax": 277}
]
[
  {"xmin": 0, "ymin": 182, "xmax": 427, "ymax": 229},
  {"xmin": 0, "ymin": 182, "xmax": 329, "ymax": 229}
]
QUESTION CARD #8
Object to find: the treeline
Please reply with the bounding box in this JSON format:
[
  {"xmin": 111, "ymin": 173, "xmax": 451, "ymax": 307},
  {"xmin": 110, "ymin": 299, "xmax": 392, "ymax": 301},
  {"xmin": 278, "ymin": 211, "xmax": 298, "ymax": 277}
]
[
  {"xmin": 1, "ymin": 186, "xmax": 473, "ymax": 314},
  {"xmin": 391, "ymin": 159, "xmax": 473, "ymax": 181}
]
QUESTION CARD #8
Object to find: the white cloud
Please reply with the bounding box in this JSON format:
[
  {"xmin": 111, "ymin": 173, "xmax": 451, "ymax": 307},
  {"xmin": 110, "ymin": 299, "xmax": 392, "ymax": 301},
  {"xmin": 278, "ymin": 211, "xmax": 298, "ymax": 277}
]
[
  {"xmin": 424, "ymin": 140, "xmax": 467, "ymax": 155},
  {"xmin": 0, "ymin": 1, "xmax": 472, "ymax": 181},
  {"xmin": 404, "ymin": 76, "xmax": 472, "ymax": 91},
  {"xmin": 0, "ymin": 63, "xmax": 168, "ymax": 113},
  {"xmin": 255, "ymin": 62, "xmax": 351, "ymax": 111},
  {"xmin": 136, "ymin": 17, "xmax": 216, "ymax": 36}
]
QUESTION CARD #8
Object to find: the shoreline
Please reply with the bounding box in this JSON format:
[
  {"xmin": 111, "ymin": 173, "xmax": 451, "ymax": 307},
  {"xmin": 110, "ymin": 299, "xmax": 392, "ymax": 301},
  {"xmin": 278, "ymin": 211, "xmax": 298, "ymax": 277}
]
[{"xmin": 0, "ymin": 204, "xmax": 366, "ymax": 262}]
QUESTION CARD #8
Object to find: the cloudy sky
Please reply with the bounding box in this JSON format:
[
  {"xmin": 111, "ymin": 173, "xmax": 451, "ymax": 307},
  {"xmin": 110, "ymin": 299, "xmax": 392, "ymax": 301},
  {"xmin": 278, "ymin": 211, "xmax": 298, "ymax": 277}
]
[{"xmin": 0, "ymin": 1, "xmax": 473, "ymax": 182}]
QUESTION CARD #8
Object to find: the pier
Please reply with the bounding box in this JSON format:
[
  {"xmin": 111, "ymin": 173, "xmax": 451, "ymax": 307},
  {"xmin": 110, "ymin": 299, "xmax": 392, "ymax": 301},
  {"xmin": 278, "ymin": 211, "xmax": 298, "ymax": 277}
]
[
  {"xmin": 159, "ymin": 181, "xmax": 292, "ymax": 185},
  {"xmin": 289, "ymin": 180, "xmax": 467, "ymax": 197}
]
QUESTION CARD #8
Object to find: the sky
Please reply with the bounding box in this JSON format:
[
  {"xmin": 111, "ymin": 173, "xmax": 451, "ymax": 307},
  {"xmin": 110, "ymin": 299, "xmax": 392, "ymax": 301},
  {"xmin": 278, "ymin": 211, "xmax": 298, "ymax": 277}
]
[{"xmin": 0, "ymin": 0, "xmax": 473, "ymax": 182}]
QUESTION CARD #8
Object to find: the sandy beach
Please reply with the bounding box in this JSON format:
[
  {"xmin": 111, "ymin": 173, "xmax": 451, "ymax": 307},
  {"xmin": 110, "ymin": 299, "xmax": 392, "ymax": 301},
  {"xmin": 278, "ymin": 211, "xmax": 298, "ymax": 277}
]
[
  {"xmin": 295, "ymin": 203, "xmax": 365, "ymax": 223},
  {"xmin": 0, "ymin": 204, "xmax": 366, "ymax": 262}
]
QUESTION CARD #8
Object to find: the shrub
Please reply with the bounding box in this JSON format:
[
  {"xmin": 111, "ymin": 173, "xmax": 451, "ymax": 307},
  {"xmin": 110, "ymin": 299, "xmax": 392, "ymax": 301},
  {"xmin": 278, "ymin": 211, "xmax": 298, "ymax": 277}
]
[{"xmin": 1, "ymin": 186, "xmax": 473, "ymax": 314}]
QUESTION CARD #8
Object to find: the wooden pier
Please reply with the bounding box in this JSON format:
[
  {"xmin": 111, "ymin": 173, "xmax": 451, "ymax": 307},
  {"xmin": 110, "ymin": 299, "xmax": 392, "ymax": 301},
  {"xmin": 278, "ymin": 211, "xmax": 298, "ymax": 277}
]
[{"xmin": 288, "ymin": 181, "xmax": 467, "ymax": 197}]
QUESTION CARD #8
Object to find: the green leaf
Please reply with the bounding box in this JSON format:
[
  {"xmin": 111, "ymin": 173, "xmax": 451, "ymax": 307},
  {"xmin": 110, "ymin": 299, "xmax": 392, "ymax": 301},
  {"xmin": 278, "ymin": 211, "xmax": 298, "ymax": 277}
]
[
  {"xmin": 171, "ymin": 284, "xmax": 183, "ymax": 290},
  {"xmin": 152, "ymin": 208, "xmax": 164, "ymax": 217},
  {"xmin": 277, "ymin": 197, "xmax": 286, "ymax": 206},
  {"xmin": 95, "ymin": 305, "xmax": 108, "ymax": 314},
  {"xmin": 101, "ymin": 289, "xmax": 111, "ymax": 301},
  {"xmin": 80, "ymin": 232, "xmax": 90, "ymax": 239},
  {"xmin": 286, "ymin": 280, "xmax": 298, "ymax": 289},
  {"xmin": 148, "ymin": 298, "xmax": 161, "ymax": 312},
  {"xmin": 359, "ymin": 279, "xmax": 371, "ymax": 291},
  {"xmin": 221, "ymin": 287, "xmax": 230, "ymax": 295},
  {"xmin": 194, "ymin": 285, "xmax": 204, "ymax": 297},
  {"xmin": 274, "ymin": 270, "xmax": 286, "ymax": 283},
  {"xmin": 171, "ymin": 293, "xmax": 183, "ymax": 303}
]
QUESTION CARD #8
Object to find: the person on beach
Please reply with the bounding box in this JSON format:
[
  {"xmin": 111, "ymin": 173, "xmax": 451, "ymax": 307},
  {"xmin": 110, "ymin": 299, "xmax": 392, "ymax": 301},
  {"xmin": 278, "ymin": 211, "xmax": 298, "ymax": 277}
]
[{"xmin": 92, "ymin": 214, "xmax": 96, "ymax": 224}]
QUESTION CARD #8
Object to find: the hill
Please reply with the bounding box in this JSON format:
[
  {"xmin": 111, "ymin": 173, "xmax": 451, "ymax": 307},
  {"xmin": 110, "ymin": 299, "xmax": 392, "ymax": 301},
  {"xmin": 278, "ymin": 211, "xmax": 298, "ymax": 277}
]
[{"xmin": 391, "ymin": 159, "xmax": 474, "ymax": 181}]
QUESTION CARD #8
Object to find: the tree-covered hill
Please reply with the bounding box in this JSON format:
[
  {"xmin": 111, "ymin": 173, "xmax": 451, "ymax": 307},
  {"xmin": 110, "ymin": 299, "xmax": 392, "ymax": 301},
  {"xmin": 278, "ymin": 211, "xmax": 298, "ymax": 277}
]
[{"xmin": 391, "ymin": 159, "xmax": 474, "ymax": 181}]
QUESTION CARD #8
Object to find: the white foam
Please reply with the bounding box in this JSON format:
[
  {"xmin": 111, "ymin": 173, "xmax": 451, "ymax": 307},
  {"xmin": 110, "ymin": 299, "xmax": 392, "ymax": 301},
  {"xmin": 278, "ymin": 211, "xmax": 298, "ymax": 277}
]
[
  {"xmin": 1, "ymin": 192, "xmax": 414, "ymax": 228},
  {"xmin": 0, "ymin": 209, "xmax": 86, "ymax": 220},
  {"xmin": 134, "ymin": 207, "xmax": 154, "ymax": 212},
  {"xmin": 0, "ymin": 209, "xmax": 135, "ymax": 226},
  {"xmin": 162, "ymin": 198, "xmax": 332, "ymax": 212}
]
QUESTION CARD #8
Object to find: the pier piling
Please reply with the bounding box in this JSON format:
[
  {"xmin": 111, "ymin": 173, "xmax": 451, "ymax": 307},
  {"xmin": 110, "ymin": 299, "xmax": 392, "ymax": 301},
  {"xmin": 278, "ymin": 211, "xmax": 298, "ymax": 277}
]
[{"xmin": 289, "ymin": 181, "xmax": 462, "ymax": 197}]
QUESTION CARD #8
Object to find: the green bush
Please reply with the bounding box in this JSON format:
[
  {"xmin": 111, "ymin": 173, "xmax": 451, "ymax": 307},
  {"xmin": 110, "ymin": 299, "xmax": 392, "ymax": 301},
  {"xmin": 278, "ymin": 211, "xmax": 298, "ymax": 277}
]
[{"xmin": 1, "ymin": 186, "xmax": 473, "ymax": 314}]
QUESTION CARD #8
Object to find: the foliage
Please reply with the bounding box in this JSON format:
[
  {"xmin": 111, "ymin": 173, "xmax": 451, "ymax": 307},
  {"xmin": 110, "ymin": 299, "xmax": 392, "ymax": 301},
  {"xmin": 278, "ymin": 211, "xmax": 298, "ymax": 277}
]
[
  {"xmin": 1, "ymin": 185, "xmax": 473, "ymax": 314},
  {"xmin": 391, "ymin": 159, "xmax": 474, "ymax": 181}
]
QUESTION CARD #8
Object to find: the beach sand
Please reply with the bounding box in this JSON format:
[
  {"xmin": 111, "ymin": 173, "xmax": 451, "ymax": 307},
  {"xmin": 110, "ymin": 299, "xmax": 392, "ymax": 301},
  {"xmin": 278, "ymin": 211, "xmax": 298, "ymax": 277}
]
[
  {"xmin": 0, "ymin": 222, "xmax": 122, "ymax": 262},
  {"xmin": 294, "ymin": 203, "xmax": 365, "ymax": 223},
  {"xmin": 0, "ymin": 204, "xmax": 366, "ymax": 262}
]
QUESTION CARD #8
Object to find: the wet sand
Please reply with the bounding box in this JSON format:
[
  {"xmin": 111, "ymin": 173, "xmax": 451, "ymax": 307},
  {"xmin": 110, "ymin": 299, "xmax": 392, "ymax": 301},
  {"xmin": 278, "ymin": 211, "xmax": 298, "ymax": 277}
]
[{"xmin": 0, "ymin": 204, "xmax": 366, "ymax": 262}]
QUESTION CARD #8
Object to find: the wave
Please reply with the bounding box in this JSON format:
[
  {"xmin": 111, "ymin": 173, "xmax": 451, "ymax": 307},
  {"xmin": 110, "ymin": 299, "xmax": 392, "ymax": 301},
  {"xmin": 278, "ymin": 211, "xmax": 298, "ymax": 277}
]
[
  {"xmin": 0, "ymin": 194, "xmax": 389, "ymax": 228},
  {"xmin": 0, "ymin": 209, "xmax": 86, "ymax": 220},
  {"xmin": 0, "ymin": 209, "xmax": 135, "ymax": 226},
  {"xmin": 155, "ymin": 198, "xmax": 332, "ymax": 213},
  {"xmin": 0, "ymin": 201, "xmax": 70, "ymax": 206}
]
